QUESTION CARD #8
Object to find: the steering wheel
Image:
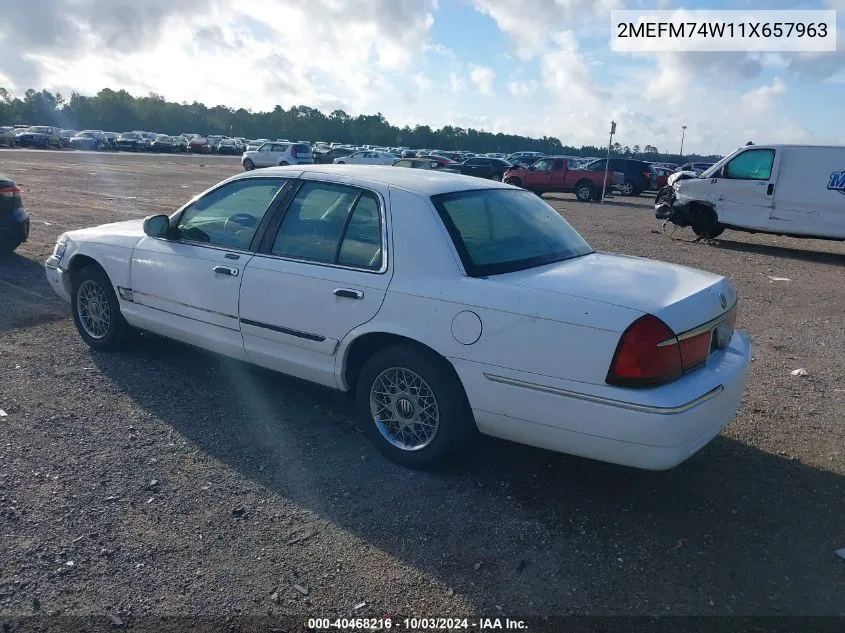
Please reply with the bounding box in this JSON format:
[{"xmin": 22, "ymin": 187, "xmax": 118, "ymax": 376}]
[{"xmin": 223, "ymin": 213, "xmax": 258, "ymax": 233}]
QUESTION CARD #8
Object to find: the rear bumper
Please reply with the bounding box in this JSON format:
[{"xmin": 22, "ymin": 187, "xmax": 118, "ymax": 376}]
[
  {"xmin": 0, "ymin": 207, "xmax": 30, "ymax": 244},
  {"xmin": 454, "ymin": 330, "xmax": 752, "ymax": 470}
]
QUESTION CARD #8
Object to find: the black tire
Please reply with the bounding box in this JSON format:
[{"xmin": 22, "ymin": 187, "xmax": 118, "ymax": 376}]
[
  {"xmin": 71, "ymin": 264, "xmax": 131, "ymax": 352},
  {"xmin": 619, "ymin": 180, "xmax": 640, "ymax": 196},
  {"xmin": 279, "ymin": 161, "xmax": 289, "ymax": 166},
  {"xmin": 691, "ymin": 206, "xmax": 725, "ymax": 239},
  {"xmin": 243, "ymin": 158, "xmax": 255, "ymax": 171},
  {"xmin": 335, "ymin": 161, "xmax": 345, "ymax": 164},
  {"xmin": 574, "ymin": 180, "xmax": 594, "ymax": 202},
  {"xmin": 355, "ymin": 344, "xmax": 475, "ymax": 469},
  {"xmin": 504, "ymin": 177, "xmax": 522, "ymax": 187}
]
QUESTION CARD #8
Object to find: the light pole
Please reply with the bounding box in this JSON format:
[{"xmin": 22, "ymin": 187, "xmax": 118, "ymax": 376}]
[{"xmin": 679, "ymin": 125, "xmax": 687, "ymax": 156}]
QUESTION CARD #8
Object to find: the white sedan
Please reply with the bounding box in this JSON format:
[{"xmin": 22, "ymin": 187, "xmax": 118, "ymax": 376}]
[
  {"xmin": 44, "ymin": 166, "xmax": 750, "ymax": 470},
  {"xmin": 334, "ymin": 150, "xmax": 398, "ymax": 165}
]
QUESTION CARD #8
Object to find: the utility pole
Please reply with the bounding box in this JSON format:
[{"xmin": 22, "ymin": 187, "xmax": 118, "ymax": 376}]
[
  {"xmin": 601, "ymin": 121, "xmax": 616, "ymax": 204},
  {"xmin": 679, "ymin": 125, "xmax": 687, "ymax": 156}
]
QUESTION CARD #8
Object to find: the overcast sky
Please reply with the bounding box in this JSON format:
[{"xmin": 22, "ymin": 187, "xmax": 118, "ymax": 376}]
[{"xmin": 1, "ymin": 0, "xmax": 843, "ymax": 154}]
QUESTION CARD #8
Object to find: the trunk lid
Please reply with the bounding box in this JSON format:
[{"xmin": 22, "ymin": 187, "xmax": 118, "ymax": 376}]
[{"xmin": 491, "ymin": 252, "xmax": 736, "ymax": 334}]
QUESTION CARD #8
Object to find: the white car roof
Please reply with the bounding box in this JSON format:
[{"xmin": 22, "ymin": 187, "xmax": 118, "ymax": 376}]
[{"xmin": 231, "ymin": 164, "xmax": 514, "ymax": 196}]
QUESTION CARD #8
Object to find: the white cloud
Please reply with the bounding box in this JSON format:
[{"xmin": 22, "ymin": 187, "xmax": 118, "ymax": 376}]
[
  {"xmin": 472, "ymin": 0, "xmax": 622, "ymax": 59},
  {"xmin": 540, "ymin": 32, "xmax": 605, "ymax": 103},
  {"xmin": 469, "ymin": 64, "xmax": 495, "ymax": 96},
  {"xmin": 413, "ymin": 73, "xmax": 433, "ymax": 92},
  {"xmin": 740, "ymin": 77, "xmax": 786, "ymax": 115},
  {"xmin": 508, "ymin": 79, "xmax": 538, "ymax": 98},
  {"xmin": 449, "ymin": 71, "xmax": 465, "ymax": 94}
]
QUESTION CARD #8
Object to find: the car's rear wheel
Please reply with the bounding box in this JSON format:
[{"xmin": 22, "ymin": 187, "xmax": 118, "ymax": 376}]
[
  {"xmin": 71, "ymin": 265, "xmax": 131, "ymax": 352},
  {"xmin": 279, "ymin": 161, "xmax": 289, "ymax": 166},
  {"xmin": 619, "ymin": 181, "xmax": 639, "ymax": 196},
  {"xmin": 336, "ymin": 161, "xmax": 346, "ymax": 164},
  {"xmin": 355, "ymin": 344, "xmax": 475, "ymax": 468},
  {"xmin": 574, "ymin": 180, "xmax": 595, "ymax": 202},
  {"xmin": 489, "ymin": 173, "xmax": 501, "ymax": 181},
  {"xmin": 243, "ymin": 158, "xmax": 254, "ymax": 171}
]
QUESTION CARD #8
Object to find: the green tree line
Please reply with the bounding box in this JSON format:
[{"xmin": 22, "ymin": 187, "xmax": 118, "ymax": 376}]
[{"xmin": 0, "ymin": 87, "xmax": 720, "ymax": 162}]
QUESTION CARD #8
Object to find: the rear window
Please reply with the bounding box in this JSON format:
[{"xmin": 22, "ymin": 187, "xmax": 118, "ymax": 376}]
[
  {"xmin": 431, "ymin": 189, "xmax": 593, "ymax": 277},
  {"xmin": 294, "ymin": 144, "xmax": 312, "ymax": 153}
]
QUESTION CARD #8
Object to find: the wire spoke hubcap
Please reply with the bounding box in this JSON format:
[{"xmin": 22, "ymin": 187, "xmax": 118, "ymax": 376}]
[
  {"xmin": 370, "ymin": 367, "xmax": 440, "ymax": 451},
  {"xmin": 77, "ymin": 279, "xmax": 112, "ymax": 339}
]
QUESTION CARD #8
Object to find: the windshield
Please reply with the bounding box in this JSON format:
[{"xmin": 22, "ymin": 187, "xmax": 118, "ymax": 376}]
[
  {"xmin": 119, "ymin": 133, "xmax": 138, "ymax": 139},
  {"xmin": 431, "ymin": 189, "xmax": 593, "ymax": 277},
  {"xmin": 29, "ymin": 126, "xmax": 50, "ymax": 133}
]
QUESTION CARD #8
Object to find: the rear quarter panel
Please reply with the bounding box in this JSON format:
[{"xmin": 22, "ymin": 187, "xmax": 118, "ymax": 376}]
[{"xmin": 337, "ymin": 187, "xmax": 638, "ymax": 389}]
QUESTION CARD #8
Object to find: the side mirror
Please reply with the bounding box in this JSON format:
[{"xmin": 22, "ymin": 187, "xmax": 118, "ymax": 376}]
[{"xmin": 143, "ymin": 214, "xmax": 171, "ymax": 238}]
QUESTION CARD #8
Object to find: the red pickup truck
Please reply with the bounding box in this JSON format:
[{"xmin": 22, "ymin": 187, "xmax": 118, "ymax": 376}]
[{"xmin": 503, "ymin": 156, "xmax": 623, "ymax": 201}]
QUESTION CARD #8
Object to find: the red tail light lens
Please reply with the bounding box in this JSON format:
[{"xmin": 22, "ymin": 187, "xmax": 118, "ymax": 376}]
[
  {"xmin": 0, "ymin": 185, "xmax": 21, "ymax": 198},
  {"xmin": 290, "ymin": 146, "xmax": 298, "ymax": 157},
  {"xmin": 607, "ymin": 315, "xmax": 682, "ymax": 387}
]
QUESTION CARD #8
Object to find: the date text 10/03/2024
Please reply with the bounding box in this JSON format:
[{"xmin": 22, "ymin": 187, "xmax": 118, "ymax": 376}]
[{"xmin": 307, "ymin": 617, "xmax": 528, "ymax": 630}]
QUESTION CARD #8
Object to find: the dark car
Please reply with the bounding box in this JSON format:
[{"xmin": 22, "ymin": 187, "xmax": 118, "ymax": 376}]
[
  {"xmin": 17, "ymin": 126, "xmax": 61, "ymax": 149},
  {"xmin": 583, "ymin": 158, "xmax": 654, "ymax": 196},
  {"xmin": 69, "ymin": 130, "xmax": 106, "ymax": 151},
  {"xmin": 151, "ymin": 134, "xmax": 177, "ymax": 152},
  {"xmin": 216, "ymin": 138, "xmax": 241, "ymax": 155},
  {"xmin": 59, "ymin": 130, "xmax": 78, "ymax": 148},
  {"xmin": 116, "ymin": 132, "xmax": 144, "ymax": 151},
  {"xmin": 102, "ymin": 132, "xmax": 118, "ymax": 150},
  {"xmin": 314, "ymin": 146, "xmax": 355, "ymax": 164},
  {"xmin": 188, "ymin": 136, "xmax": 212, "ymax": 154},
  {"xmin": 0, "ymin": 174, "xmax": 30, "ymax": 253},
  {"xmin": 451, "ymin": 156, "xmax": 513, "ymax": 181},
  {"xmin": 418, "ymin": 155, "xmax": 457, "ymax": 167},
  {"xmin": 172, "ymin": 135, "xmax": 188, "ymax": 152}
]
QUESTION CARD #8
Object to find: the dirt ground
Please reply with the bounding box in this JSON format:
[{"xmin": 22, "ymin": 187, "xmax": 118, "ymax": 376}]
[{"xmin": 1, "ymin": 149, "xmax": 844, "ymax": 622}]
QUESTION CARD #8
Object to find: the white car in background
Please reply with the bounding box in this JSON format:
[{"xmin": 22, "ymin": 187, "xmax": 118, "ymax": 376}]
[
  {"xmin": 334, "ymin": 150, "xmax": 398, "ymax": 165},
  {"xmin": 242, "ymin": 142, "xmax": 314, "ymax": 170},
  {"xmin": 44, "ymin": 165, "xmax": 750, "ymax": 471}
]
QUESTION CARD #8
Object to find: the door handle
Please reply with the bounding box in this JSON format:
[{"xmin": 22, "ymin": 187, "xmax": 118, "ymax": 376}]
[
  {"xmin": 333, "ymin": 288, "xmax": 364, "ymax": 300},
  {"xmin": 212, "ymin": 266, "xmax": 239, "ymax": 277},
  {"xmin": 767, "ymin": 183, "xmax": 774, "ymax": 195}
]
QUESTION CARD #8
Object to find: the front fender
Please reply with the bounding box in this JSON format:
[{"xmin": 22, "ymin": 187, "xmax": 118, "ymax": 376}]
[{"xmin": 60, "ymin": 239, "xmax": 134, "ymax": 298}]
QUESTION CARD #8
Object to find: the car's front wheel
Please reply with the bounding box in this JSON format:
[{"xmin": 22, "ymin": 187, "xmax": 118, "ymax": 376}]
[
  {"xmin": 71, "ymin": 264, "xmax": 131, "ymax": 351},
  {"xmin": 243, "ymin": 158, "xmax": 254, "ymax": 171},
  {"xmin": 355, "ymin": 344, "xmax": 475, "ymax": 469}
]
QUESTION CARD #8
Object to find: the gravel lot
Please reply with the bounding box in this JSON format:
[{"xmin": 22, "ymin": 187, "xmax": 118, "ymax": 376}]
[{"xmin": 1, "ymin": 149, "xmax": 844, "ymax": 622}]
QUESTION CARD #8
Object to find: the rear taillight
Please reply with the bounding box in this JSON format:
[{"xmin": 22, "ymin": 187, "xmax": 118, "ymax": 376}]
[
  {"xmin": 0, "ymin": 185, "xmax": 21, "ymax": 199},
  {"xmin": 608, "ymin": 314, "xmax": 721, "ymax": 387},
  {"xmin": 607, "ymin": 315, "xmax": 683, "ymax": 387},
  {"xmin": 643, "ymin": 170, "xmax": 651, "ymax": 180},
  {"xmin": 290, "ymin": 147, "xmax": 298, "ymax": 157}
]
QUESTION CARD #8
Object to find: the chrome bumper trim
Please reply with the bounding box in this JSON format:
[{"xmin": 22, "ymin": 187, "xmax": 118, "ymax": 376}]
[{"xmin": 484, "ymin": 373, "xmax": 724, "ymax": 415}]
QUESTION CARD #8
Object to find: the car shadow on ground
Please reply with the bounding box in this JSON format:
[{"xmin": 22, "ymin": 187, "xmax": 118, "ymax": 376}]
[
  {"xmin": 711, "ymin": 238, "xmax": 845, "ymax": 267},
  {"xmin": 91, "ymin": 335, "xmax": 845, "ymax": 615},
  {"xmin": 0, "ymin": 252, "xmax": 67, "ymax": 332}
]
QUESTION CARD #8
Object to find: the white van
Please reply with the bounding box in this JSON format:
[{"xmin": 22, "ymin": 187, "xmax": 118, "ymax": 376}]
[{"xmin": 655, "ymin": 144, "xmax": 845, "ymax": 241}]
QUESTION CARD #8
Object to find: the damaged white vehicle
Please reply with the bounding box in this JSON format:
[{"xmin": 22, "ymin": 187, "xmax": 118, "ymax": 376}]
[
  {"xmin": 46, "ymin": 165, "xmax": 750, "ymax": 470},
  {"xmin": 656, "ymin": 144, "xmax": 845, "ymax": 241}
]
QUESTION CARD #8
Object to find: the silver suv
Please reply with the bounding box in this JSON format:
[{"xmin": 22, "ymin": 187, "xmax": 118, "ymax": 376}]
[{"xmin": 242, "ymin": 142, "xmax": 314, "ymax": 170}]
